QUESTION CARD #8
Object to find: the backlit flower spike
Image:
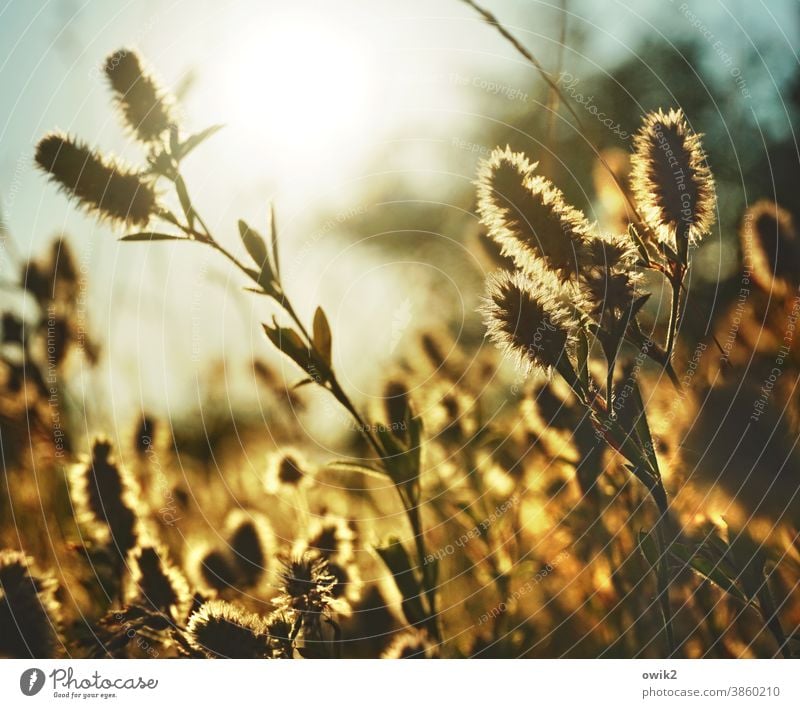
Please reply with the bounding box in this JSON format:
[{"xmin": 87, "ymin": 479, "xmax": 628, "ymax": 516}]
[
  {"xmin": 35, "ymin": 133, "xmax": 158, "ymax": 227},
  {"xmin": 631, "ymin": 108, "xmax": 716, "ymax": 253},
  {"xmin": 104, "ymin": 48, "xmax": 174, "ymax": 144},
  {"xmin": 480, "ymin": 269, "xmax": 578, "ymax": 375},
  {"xmin": 476, "ymin": 146, "xmax": 594, "ymax": 282}
]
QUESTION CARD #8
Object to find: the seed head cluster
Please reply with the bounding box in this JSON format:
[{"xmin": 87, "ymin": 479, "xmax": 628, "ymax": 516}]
[{"xmin": 70, "ymin": 439, "xmax": 139, "ymax": 556}]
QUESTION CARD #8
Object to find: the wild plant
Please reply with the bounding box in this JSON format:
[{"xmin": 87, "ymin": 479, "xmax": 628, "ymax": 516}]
[
  {"xmin": 465, "ymin": 0, "xmax": 796, "ymax": 658},
  {"xmin": 35, "ymin": 46, "xmax": 440, "ymax": 644},
  {"xmin": 16, "ymin": 27, "xmax": 798, "ymax": 660}
]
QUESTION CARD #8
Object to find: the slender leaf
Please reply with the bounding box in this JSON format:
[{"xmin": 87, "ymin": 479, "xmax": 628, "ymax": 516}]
[
  {"xmin": 174, "ymin": 174, "xmax": 195, "ymax": 229},
  {"xmin": 268, "ymin": 203, "xmax": 280, "ymax": 279},
  {"xmin": 313, "ymin": 306, "xmax": 333, "ymax": 368},
  {"xmin": 178, "ymin": 124, "xmax": 224, "ymax": 160},
  {"xmin": 169, "ymin": 124, "xmax": 180, "ymax": 157},
  {"xmin": 263, "ymin": 322, "xmax": 315, "ymax": 375},
  {"xmin": 628, "ymin": 378, "xmax": 660, "ymax": 476},
  {"xmin": 238, "ymin": 220, "xmax": 269, "ymax": 269},
  {"xmin": 628, "ymin": 223, "xmax": 651, "ymax": 266},
  {"xmin": 637, "ymin": 530, "xmax": 661, "ymax": 572},
  {"xmin": 120, "ymin": 232, "xmax": 186, "ymax": 242},
  {"xmin": 668, "ymin": 542, "xmax": 753, "ymax": 606},
  {"xmin": 374, "ymin": 537, "xmax": 427, "ymax": 627},
  {"xmin": 324, "ymin": 461, "xmax": 390, "ymax": 481}
]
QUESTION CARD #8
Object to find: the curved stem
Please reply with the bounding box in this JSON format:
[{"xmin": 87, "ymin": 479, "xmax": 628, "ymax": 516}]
[
  {"xmin": 649, "ymin": 480, "xmax": 677, "ymax": 657},
  {"xmin": 163, "ymin": 165, "xmax": 440, "ymax": 640},
  {"xmin": 397, "ymin": 483, "xmax": 440, "ymax": 641}
]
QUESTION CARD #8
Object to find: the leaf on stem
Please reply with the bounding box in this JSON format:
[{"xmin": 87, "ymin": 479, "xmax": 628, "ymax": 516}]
[
  {"xmin": 176, "ymin": 124, "xmax": 224, "ymax": 161},
  {"xmin": 312, "ymin": 306, "xmax": 333, "ymax": 369},
  {"xmin": 239, "ymin": 220, "xmax": 276, "ymax": 295},
  {"xmin": 324, "ymin": 460, "xmax": 391, "ymax": 482},
  {"xmin": 268, "ymin": 203, "xmax": 280, "ymax": 279},
  {"xmin": 668, "ymin": 541, "xmax": 753, "ymax": 607},
  {"xmin": 374, "ymin": 537, "xmax": 428, "ymax": 628},
  {"xmin": 120, "ymin": 232, "xmax": 186, "ymax": 242},
  {"xmin": 263, "ymin": 320, "xmax": 318, "ymax": 380},
  {"xmin": 624, "ymin": 376, "xmax": 661, "ymax": 476},
  {"xmin": 174, "ymin": 174, "xmax": 195, "ymax": 230}
]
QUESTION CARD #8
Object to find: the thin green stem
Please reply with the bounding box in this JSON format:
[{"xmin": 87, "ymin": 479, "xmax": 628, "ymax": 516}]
[
  {"xmin": 649, "ymin": 480, "xmax": 677, "ymax": 657},
  {"xmin": 665, "ymin": 265, "xmax": 685, "ymax": 363},
  {"xmin": 397, "ymin": 483, "xmax": 440, "ymax": 641},
  {"xmin": 655, "ymin": 524, "xmax": 676, "ymax": 656},
  {"xmin": 163, "ymin": 162, "xmax": 440, "ymax": 641},
  {"xmin": 586, "ymin": 388, "xmax": 677, "ymax": 657},
  {"xmin": 754, "ymin": 580, "xmax": 791, "ymax": 658}
]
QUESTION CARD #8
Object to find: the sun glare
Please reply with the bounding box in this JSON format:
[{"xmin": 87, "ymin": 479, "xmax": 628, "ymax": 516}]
[{"xmin": 220, "ymin": 18, "xmax": 375, "ymax": 177}]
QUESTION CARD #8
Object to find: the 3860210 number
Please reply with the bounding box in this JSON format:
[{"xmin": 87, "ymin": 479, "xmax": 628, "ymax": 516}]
[{"xmin": 729, "ymin": 686, "xmax": 781, "ymax": 697}]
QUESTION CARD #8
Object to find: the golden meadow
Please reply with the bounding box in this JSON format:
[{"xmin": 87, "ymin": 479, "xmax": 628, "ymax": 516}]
[{"xmin": 1, "ymin": 4, "xmax": 799, "ymax": 659}]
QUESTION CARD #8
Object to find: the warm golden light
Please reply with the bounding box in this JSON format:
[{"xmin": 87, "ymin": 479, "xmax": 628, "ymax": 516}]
[{"xmin": 219, "ymin": 16, "xmax": 375, "ymax": 176}]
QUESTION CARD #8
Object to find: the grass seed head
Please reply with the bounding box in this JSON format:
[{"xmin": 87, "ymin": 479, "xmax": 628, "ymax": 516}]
[
  {"xmin": 198, "ymin": 549, "xmax": 239, "ymax": 593},
  {"xmin": 741, "ymin": 200, "xmax": 799, "ymax": 296},
  {"xmin": 481, "ymin": 270, "xmax": 578, "ymax": 374},
  {"xmin": 104, "ymin": 48, "xmax": 174, "ymax": 143},
  {"xmin": 420, "ymin": 332, "xmax": 448, "ymax": 369},
  {"xmin": 70, "ymin": 439, "xmax": 139, "ymax": 555},
  {"xmin": 383, "ymin": 379, "xmax": 411, "ymax": 430},
  {"xmin": 227, "ymin": 513, "xmax": 272, "ymax": 588},
  {"xmin": 477, "ymin": 146, "xmax": 593, "ymax": 282},
  {"xmin": 128, "ymin": 545, "xmax": 191, "ymax": 616},
  {"xmin": 277, "ymin": 553, "xmax": 336, "ymax": 619},
  {"xmin": 265, "ymin": 450, "xmax": 309, "ymax": 493},
  {"xmin": 0, "ymin": 550, "xmax": 61, "ymax": 658},
  {"xmin": 631, "ymin": 108, "xmax": 716, "ymax": 249},
  {"xmin": 133, "ymin": 415, "xmax": 156, "ymax": 457},
  {"xmin": 186, "ymin": 600, "xmax": 271, "ymax": 658},
  {"xmin": 35, "ymin": 133, "xmax": 158, "ymax": 227},
  {"xmin": 304, "ymin": 515, "xmax": 355, "ymax": 562}
]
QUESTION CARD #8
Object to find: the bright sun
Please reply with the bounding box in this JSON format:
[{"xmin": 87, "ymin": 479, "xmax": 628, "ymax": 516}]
[{"xmin": 220, "ymin": 16, "xmax": 375, "ymax": 178}]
